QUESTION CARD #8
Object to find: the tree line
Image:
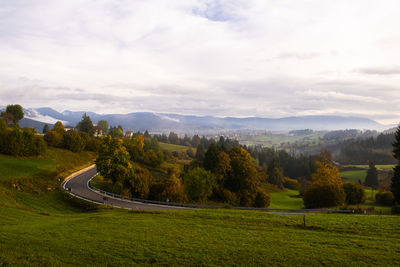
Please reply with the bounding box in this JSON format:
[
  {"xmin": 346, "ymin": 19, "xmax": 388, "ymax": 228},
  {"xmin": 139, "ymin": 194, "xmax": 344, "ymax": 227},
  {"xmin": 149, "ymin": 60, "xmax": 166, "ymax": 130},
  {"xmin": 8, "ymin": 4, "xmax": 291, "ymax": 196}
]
[{"xmin": 0, "ymin": 104, "xmax": 46, "ymax": 156}]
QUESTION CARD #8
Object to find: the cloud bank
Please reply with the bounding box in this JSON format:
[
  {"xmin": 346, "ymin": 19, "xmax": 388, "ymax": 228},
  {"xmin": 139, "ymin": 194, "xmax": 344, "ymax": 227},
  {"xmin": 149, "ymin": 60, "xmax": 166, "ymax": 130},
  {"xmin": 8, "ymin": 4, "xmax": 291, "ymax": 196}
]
[{"xmin": 0, "ymin": 0, "xmax": 400, "ymax": 124}]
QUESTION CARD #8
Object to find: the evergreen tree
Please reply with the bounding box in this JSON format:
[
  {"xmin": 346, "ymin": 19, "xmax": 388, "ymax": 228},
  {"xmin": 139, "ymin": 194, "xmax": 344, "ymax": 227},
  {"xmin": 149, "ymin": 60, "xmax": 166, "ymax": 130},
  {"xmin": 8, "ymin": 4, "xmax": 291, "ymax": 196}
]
[
  {"xmin": 392, "ymin": 125, "xmax": 400, "ymax": 203},
  {"xmin": 76, "ymin": 113, "xmax": 94, "ymax": 136},
  {"xmin": 203, "ymin": 143, "xmax": 220, "ymax": 172},
  {"xmin": 365, "ymin": 162, "xmax": 379, "ymax": 188},
  {"xmin": 195, "ymin": 144, "xmax": 205, "ymax": 162},
  {"xmin": 42, "ymin": 124, "xmax": 49, "ymax": 134},
  {"xmin": 267, "ymin": 157, "xmax": 284, "ymax": 189}
]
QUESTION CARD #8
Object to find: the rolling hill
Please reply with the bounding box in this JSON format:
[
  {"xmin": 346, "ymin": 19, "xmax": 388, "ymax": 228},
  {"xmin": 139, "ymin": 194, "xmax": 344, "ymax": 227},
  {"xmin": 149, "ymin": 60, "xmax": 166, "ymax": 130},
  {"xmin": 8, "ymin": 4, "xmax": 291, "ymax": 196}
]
[{"xmin": 20, "ymin": 107, "xmax": 386, "ymax": 133}]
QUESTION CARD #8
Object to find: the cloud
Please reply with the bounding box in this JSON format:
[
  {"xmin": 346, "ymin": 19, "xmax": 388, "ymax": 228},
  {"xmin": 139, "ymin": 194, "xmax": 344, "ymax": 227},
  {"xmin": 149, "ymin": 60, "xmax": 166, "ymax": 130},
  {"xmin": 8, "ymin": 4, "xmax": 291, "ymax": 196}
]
[
  {"xmin": 303, "ymin": 90, "xmax": 384, "ymax": 104},
  {"xmin": 0, "ymin": 0, "xmax": 400, "ymax": 124},
  {"xmin": 356, "ymin": 66, "xmax": 400, "ymax": 75}
]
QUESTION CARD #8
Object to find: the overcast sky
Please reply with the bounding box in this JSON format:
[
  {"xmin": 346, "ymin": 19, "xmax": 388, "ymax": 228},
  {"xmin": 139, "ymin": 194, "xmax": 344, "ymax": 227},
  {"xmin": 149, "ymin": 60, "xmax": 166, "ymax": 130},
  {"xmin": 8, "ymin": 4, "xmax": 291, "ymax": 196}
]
[{"xmin": 0, "ymin": 0, "xmax": 400, "ymax": 124}]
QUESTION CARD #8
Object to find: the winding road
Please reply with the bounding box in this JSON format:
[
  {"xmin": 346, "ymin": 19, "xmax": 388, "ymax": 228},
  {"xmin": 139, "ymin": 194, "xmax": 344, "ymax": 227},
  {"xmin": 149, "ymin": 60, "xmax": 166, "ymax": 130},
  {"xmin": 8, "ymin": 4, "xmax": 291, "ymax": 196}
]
[
  {"xmin": 62, "ymin": 165, "xmax": 353, "ymax": 214},
  {"xmin": 63, "ymin": 166, "xmax": 184, "ymax": 211}
]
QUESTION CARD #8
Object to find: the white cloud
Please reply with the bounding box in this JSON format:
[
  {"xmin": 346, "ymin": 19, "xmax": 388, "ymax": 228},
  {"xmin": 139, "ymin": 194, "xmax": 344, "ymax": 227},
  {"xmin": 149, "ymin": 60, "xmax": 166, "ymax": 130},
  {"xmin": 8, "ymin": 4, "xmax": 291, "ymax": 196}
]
[{"xmin": 0, "ymin": 0, "xmax": 399, "ymax": 124}]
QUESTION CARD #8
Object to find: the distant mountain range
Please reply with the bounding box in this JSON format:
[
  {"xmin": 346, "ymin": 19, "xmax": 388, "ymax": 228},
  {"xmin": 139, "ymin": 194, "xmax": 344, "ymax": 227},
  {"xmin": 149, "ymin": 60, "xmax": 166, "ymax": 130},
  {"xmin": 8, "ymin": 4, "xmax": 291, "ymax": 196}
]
[{"xmin": 6, "ymin": 107, "xmax": 387, "ymax": 133}]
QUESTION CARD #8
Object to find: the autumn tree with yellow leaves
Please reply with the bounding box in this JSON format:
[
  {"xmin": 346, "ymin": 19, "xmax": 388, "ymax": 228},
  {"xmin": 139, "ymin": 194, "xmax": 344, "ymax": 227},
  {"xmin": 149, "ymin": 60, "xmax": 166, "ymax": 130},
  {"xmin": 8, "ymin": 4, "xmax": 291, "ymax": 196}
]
[{"xmin": 303, "ymin": 153, "xmax": 345, "ymax": 208}]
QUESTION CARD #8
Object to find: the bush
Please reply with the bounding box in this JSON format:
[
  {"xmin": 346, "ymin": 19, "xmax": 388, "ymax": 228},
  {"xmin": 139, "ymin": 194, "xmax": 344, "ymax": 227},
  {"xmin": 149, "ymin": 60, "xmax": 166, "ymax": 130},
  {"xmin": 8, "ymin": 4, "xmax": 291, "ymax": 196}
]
[
  {"xmin": 125, "ymin": 165, "xmax": 153, "ymax": 199},
  {"xmin": 143, "ymin": 149, "xmax": 162, "ymax": 167},
  {"xmin": 254, "ymin": 190, "xmax": 270, "ymax": 208},
  {"xmin": 0, "ymin": 128, "xmax": 46, "ymax": 156},
  {"xmin": 221, "ymin": 189, "xmax": 237, "ymax": 206},
  {"xmin": 62, "ymin": 131, "xmax": 85, "ymax": 153},
  {"xmin": 44, "ymin": 130, "xmax": 63, "ymax": 147},
  {"xmin": 375, "ymin": 191, "xmax": 394, "ymax": 206},
  {"xmin": 283, "ymin": 177, "xmax": 301, "ymax": 190},
  {"xmin": 303, "ymin": 183, "xmax": 345, "ymax": 208},
  {"xmin": 148, "ymin": 182, "xmax": 166, "ymax": 201},
  {"xmin": 238, "ymin": 190, "xmax": 255, "ymax": 207},
  {"xmin": 85, "ymin": 138, "xmax": 101, "ymax": 152},
  {"xmin": 392, "ymin": 204, "xmax": 400, "ymax": 215},
  {"xmin": 343, "ymin": 182, "xmax": 366, "ymax": 205},
  {"xmin": 183, "ymin": 168, "xmax": 215, "ymax": 203},
  {"xmin": 0, "ymin": 117, "xmax": 7, "ymax": 131}
]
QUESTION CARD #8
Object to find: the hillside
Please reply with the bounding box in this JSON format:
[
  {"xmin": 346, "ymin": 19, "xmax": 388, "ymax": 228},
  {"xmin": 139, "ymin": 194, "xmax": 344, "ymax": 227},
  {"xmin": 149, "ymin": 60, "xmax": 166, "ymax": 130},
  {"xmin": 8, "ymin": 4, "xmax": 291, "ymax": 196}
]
[
  {"xmin": 1, "ymin": 149, "xmax": 400, "ymax": 265},
  {"xmin": 23, "ymin": 107, "xmax": 385, "ymax": 132}
]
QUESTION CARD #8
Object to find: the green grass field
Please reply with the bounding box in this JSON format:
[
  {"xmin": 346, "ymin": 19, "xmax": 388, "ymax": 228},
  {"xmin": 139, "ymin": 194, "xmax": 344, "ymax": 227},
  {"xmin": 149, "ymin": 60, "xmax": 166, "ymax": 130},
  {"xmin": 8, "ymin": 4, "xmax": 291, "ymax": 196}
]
[
  {"xmin": 240, "ymin": 132, "xmax": 325, "ymax": 148},
  {"xmin": 269, "ymin": 189, "xmax": 303, "ymax": 209},
  {"xmin": 159, "ymin": 142, "xmax": 193, "ymax": 153},
  {"xmin": 352, "ymin": 165, "xmax": 395, "ymax": 170},
  {"xmin": 1, "ymin": 150, "xmax": 400, "ymax": 265},
  {"xmin": 1, "ymin": 202, "xmax": 400, "ymax": 265},
  {"xmin": 340, "ymin": 169, "xmax": 367, "ymax": 183},
  {"xmin": 0, "ymin": 148, "xmax": 97, "ymax": 181}
]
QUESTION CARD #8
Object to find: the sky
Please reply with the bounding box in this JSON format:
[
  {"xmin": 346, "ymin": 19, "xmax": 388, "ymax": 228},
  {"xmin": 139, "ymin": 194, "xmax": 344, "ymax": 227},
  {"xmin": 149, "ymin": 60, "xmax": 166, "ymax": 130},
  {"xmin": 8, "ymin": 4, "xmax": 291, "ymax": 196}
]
[{"xmin": 0, "ymin": 0, "xmax": 400, "ymax": 124}]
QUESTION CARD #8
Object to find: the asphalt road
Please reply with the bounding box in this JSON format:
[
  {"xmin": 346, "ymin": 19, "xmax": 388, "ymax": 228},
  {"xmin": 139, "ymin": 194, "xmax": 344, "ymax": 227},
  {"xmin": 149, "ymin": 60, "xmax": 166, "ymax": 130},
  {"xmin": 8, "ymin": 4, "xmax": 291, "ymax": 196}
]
[{"xmin": 63, "ymin": 166, "xmax": 185, "ymax": 211}]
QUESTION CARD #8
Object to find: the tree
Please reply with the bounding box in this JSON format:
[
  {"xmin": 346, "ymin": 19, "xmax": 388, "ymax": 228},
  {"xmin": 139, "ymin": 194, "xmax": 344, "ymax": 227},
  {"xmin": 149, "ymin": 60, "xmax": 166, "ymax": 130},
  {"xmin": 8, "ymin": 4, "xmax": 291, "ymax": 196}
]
[
  {"xmin": 203, "ymin": 143, "xmax": 220, "ymax": 172},
  {"xmin": 365, "ymin": 162, "xmax": 379, "ymax": 188},
  {"xmin": 125, "ymin": 165, "xmax": 152, "ymax": 199},
  {"xmin": 226, "ymin": 147, "xmax": 258, "ymax": 206},
  {"xmin": 195, "ymin": 144, "xmax": 205, "ymax": 162},
  {"xmin": 62, "ymin": 131, "xmax": 85, "ymax": 153},
  {"xmin": 44, "ymin": 130, "xmax": 63, "ymax": 147},
  {"xmin": 96, "ymin": 136, "xmax": 133, "ymax": 188},
  {"xmin": 53, "ymin": 121, "xmax": 65, "ymax": 134},
  {"xmin": 168, "ymin": 132, "xmax": 179, "ymax": 144},
  {"xmin": 267, "ymin": 157, "xmax": 284, "ymax": 189},
  {"xmin": 311, "ymin": 157, "xmax": 343, "ymax": 188},
  {"xmin": 97, "ymin": 120, "xmax": 109, "ymax": 135},
  {"xmin": 392, "ymin": 125, "xmax": 400, "ymax": 204},
  {"xmin": 42, "ymin": 124, "xmax": 50, "ymax": 134},
  {"xmin": 283, "ymin": 177, "xmax": 301, "ymax": 190},
  {"xmin": 161, "ymin": 167, "xmax": 186, "ymax": 203},
  {"xmin": 191, "ymin": 135, "xmax": 201, "ymax": 147},
  {"xmin": 376, "ymin": 191, "xmax": 394, "ymax": 206},
  {"xmin": 343, "ymin": 182, "xmax": 366, "ymax": 205},
  {"xmin": 303, "ymin": 183, "xmax": 345, "ymax": 208},
  {"xmin": 254, "ymin": 190, "xmax": 270, "ymax": 208},
  {"xmin": 0, "ymin": 127, "xmax": 46, "ymax": 156},
  {"xmin": 183, "ymin": 167, "xmax": 216, "ymax": 203},
  {"xmin": 392, "ymin": 166, "xmax": 400, "ymax": 204},
  {"xmin": 6, "ymin": 104, "xmax": 24, "ymax": 123},
  {"xmin": 0, "ymin": 118, "xmax": 7, "ymax": 132},
  {"xmin": 76, "ymin": 113, "xmax": 94, "ymax": 136},
  {"xmin": 108, "ymin": 126, "xmax": 123, "ymax": 138},
  {"xmin": 214, "ymin": 151, "xmax": 231, "ymax": 185},
  {"xmin": 303, "ymin": 153, "xmax": 345, "ymax": 208}
]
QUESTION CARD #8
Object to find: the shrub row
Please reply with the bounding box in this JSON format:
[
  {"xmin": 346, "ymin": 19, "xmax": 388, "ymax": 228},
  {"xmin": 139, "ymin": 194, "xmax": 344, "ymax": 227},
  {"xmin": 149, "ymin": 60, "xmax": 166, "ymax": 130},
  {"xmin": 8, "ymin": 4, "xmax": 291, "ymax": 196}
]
[{"xmin": 0, "ymin": 127, "xmax": 46, "ymax": 156}]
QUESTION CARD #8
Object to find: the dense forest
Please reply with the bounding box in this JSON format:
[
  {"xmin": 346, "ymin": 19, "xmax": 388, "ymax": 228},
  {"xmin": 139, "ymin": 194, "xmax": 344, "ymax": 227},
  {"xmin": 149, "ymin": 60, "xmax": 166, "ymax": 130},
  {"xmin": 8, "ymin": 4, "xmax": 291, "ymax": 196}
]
[{"xmin": 335, "ymin": 132, "xmax": 396, "ymax": 164}]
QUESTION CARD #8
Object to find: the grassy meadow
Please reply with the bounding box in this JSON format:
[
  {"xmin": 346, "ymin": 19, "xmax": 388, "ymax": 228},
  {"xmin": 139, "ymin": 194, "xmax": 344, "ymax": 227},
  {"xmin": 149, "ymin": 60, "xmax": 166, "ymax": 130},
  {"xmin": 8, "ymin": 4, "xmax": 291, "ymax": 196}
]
[
  {"xmin": 1, "ymin": 148, "xmax": 400, "ymax": 265},
  {"xmin": 159, "ymin": 142, "xmax": 194, "ymax": 153},
  {"xmin": 269, "ymin": 189, "xmax": 303, "ymax": 209},
  {"xmin": 340, "ymin": 169, "xmax": 367, "ymax": 183}
]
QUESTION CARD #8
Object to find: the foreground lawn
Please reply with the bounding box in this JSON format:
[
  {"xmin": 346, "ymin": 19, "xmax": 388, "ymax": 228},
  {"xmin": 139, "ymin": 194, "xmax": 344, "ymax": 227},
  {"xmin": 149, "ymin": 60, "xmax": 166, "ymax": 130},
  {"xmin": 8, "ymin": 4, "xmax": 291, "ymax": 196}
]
[{"xmin": 1, "ymin": 202, "xmax": 399, "ymax": 266}]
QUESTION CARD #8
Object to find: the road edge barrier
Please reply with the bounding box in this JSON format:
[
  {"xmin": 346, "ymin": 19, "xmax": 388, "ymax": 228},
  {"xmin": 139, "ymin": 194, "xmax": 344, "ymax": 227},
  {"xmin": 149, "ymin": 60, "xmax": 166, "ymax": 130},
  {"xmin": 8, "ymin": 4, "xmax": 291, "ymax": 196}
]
[{"xmin": 84, "ymin": 168, "xmax": 354, "ymax": 214}]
